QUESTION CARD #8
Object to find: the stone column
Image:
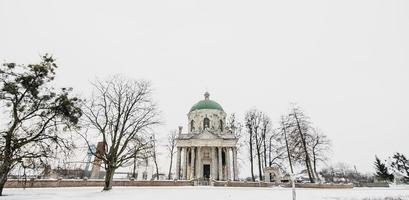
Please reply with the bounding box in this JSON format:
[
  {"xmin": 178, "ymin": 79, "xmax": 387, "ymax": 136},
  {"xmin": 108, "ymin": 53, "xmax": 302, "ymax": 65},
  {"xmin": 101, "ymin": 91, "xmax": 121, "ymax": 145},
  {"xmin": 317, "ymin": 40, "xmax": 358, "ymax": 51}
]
[
  {"xmin": 175, "ymin": 147, "xmax": 181, "ymax": 179},
  {"xmin": 211, "ymin": 147, "xmax": 216, "ymax": 179},
  {"xmin": 226, "ymin": 147, "xmax": 231, "ymax": 181},
  {"xmin": 196, "ymin": 147, "xmax": 201, "ymax": 179},
  {"xmin": 183, "ymin": 147, "xmax": 188, "ymax": 180},
  {"xmin": 218, "ymin": 147, "xmax": 223, "ymax": 180},
  {"xmin": 233, "ymin": 147, "xmax": 238, "ymax": 181},
  {"xmin": 190, "ymin": 147, "xmax": 195, "ymax": 179}
]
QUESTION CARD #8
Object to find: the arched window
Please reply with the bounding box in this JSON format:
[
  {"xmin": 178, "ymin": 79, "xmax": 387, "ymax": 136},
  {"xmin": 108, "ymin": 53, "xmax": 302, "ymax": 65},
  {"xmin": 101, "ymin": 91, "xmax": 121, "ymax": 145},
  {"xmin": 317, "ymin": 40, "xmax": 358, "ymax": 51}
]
[
  {"xmin": 203, "ymin": 118, "xmax": 210, "ymax": 129},
  {"xmin": 219, "ymin": 120, "xmax": 223, "ymax": 132},
  {"xmin": 190, "ymin": 120, "xmax": 195, "ymax": 132}
]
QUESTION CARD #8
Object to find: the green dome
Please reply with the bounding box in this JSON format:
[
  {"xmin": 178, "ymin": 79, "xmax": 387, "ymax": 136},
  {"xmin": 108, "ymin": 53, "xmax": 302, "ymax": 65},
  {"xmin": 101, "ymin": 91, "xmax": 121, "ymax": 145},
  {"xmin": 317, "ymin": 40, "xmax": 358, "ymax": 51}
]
[{"xmin": 189, "ymin": 92, "xmax": 224, "ymax": 112}]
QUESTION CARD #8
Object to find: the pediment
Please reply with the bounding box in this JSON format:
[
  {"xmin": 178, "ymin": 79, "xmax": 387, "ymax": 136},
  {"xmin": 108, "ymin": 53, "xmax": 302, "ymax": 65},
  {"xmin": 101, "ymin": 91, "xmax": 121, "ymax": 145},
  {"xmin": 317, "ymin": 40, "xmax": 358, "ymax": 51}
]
[{"xmin": 193, "ymin": 130, "xmax": 220, "ymax": 140}]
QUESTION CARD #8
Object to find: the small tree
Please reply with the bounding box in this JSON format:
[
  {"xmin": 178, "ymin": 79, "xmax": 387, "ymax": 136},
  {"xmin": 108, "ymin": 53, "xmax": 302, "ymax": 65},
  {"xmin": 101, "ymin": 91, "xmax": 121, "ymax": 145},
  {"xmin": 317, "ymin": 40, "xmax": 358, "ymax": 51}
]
[
  {"xmin": 166, "ymin": 130, "xmax": 177, "ymax": 180},
  {"xmin": 151, "ymin": 135, "xmax": 160, "ymax": 180},
  {"xmin": 226, "ymin": 113, "xmax": 243, "ymax": 148},
  {"xmin": 374, "ymin": 156, "xmax": 394, "ymax": 182},
  {"xmin": 244, "ymin": 109, "xmax": 261, "ymax": 181},
  {"xmin": 0, "ymin": 55, "xmax": 82, "ymax": 196},
  {"xmin": 310, "ymin": 128, "xmax": 331, "ymax": 178},
  {"xmin": 81, "ymin": 76, "xmax": 160, "ymax": 191}
]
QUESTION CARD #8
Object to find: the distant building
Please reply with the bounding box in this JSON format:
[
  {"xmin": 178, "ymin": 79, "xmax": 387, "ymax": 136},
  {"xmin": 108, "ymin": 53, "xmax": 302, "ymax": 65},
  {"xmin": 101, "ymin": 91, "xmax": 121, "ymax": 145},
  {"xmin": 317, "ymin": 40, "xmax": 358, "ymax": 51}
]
[{"xmin": 175, "ymin": 92, "xmax": 239, "ymax": 181}]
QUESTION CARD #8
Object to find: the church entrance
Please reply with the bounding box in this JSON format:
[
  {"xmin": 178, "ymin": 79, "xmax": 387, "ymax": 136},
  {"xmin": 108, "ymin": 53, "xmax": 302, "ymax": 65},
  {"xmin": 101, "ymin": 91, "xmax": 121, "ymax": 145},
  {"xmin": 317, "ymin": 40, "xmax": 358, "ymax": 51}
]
[{"xmin": 203, "ymin": 164, "xmax": 210, "ymax": 179}]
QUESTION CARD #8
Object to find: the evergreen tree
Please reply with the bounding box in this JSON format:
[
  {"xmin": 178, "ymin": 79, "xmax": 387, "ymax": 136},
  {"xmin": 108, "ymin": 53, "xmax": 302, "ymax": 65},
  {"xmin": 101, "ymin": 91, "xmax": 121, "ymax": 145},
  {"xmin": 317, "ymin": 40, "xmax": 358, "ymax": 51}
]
[
  {"xmin": 391, "ymin": 152, "xmax": 409, "ymax": 183},
  {"xmin": 0, "ymin": 55, "xmax": 82, "ymax": 196},
  {"xmin": 374, "ymin": 156, "xmax": 394, "ymax": 182}
]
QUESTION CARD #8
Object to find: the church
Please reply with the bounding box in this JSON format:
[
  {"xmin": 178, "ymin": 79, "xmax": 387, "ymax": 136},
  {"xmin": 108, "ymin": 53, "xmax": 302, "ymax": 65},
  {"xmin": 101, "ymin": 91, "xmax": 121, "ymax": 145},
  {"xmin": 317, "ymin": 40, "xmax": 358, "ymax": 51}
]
[{"xmin": 175, "ymin": 92, "xmax": 239, "ymax": 181}]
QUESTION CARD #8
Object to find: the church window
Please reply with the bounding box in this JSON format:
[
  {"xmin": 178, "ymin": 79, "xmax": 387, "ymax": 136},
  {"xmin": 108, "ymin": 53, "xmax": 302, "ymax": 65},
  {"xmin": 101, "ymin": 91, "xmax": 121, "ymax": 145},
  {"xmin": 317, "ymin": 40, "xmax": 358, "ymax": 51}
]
[
  {"xmin": 190, "ymin": 120, "xmax": 195, "ymax": 132},
  {"xmin": 203, "ymin": 118, "xmax": 210, "ymax": 129},
  {"xmin": 219, "ymin": 120, "xmax": 223, "ymax": 132}
]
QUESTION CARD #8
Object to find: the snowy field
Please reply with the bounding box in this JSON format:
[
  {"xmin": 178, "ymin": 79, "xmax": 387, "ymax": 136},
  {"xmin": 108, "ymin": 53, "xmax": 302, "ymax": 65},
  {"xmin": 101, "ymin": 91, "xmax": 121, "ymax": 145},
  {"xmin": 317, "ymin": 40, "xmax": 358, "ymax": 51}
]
[{"xmin": 2, "ymin": 186, "xmax": 409, "ymax": 200}]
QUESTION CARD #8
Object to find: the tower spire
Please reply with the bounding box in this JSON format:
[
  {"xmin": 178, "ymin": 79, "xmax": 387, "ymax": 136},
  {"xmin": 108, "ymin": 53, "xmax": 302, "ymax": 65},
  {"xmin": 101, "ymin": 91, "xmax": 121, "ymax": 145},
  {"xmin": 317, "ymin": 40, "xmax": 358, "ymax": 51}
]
[{"xmin": 204, "ymin": 91, "xmax": 210, "ymax": 100}]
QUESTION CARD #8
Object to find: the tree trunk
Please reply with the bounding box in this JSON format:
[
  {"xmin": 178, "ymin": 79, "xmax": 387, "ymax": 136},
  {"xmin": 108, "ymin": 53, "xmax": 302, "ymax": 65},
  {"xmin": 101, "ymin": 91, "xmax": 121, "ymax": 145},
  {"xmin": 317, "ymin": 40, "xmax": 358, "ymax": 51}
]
[
  {"xmin": 312, "ymin": 151, "xmax": 319, "ymax": 181},
  {"xmin": 249, "ymin": 130, "xmax": 255, "ymax": 181},
  {"xmin": 255, "ymin": 133, "xmax": 263, "ymax": 181},
  {"xmin": 0, "ymin": 177, "xmax": 6, "ymax": 196},
  {"xmin": 103, "ymin": 166, "xmax": 115, "ymax": 191},
  {"xmin": 282, "ymin": 121, "xmax": 294, "ymax": 174},
  {"xmin": 0, "ymin": 161, "xmax": 12, "ymax": 196},
  {"xmin": 268, "ymin": 137, "xmax": 272, "ymax": 167},
  {"xmin": 293, "ymin": 112, "xmax": 315, "ymax": 183},
  {"xmin": 0, "ymin": 171, "xmax": 8, "ymax": 197},
  {"xmin": 168, "ymin": 153, "xmax": 174, "ymax": 180},
  {"xmin": 0, "ymin": 138, "xmax": 13, "ymax": 196},
  {"xmin": 257, "ymin": 147, "xmax": 262, "ymax": 181},
  {"xmin": 263, "ymin": 134, "xmax": 267, "ymax": 168},
  {"xmin": 132, "ymin": 158, "xmax": 137, "ymax": 179},
  {"xmin": 154, "ymin": 156, "xmax": 159, "ymax": 180}
]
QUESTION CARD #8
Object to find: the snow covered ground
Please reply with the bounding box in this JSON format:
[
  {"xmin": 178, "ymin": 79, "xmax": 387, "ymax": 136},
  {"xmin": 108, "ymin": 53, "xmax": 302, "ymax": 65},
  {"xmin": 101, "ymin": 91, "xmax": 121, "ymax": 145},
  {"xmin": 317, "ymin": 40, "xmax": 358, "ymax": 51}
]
[{"xmin": 2, "ymin": 186, "xmax": 409, "ymax": 200}]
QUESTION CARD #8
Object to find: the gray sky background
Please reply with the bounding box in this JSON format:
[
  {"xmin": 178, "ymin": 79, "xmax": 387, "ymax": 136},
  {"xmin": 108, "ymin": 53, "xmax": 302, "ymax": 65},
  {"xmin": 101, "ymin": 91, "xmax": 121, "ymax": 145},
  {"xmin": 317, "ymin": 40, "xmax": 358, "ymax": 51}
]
[{"xmin": 1, "ymin": 0, "xmax": 408, "ymax": 175}]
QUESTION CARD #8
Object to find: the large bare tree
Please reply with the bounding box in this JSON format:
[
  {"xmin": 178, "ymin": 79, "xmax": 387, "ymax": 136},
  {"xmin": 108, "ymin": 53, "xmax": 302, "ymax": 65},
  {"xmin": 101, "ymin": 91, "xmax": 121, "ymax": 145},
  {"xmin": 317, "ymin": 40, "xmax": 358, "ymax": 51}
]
[
  {"xmin": 0, "ymin": 55, "xmax": 82, "ymax": 196},
  {"xmin": 81, "ymin": 76, "xmax": 160, "ymax": 190},
  {"xmin": 288, "ymin": 106, "xmax": 316, "ymax": 183}
]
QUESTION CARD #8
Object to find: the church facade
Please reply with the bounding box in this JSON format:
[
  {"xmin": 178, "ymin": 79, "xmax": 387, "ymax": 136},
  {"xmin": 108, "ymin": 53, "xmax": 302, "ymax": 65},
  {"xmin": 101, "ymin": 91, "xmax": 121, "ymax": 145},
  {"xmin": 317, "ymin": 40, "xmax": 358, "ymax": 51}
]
[{"xmin": 175, "ymin": 92, "xmax": 239, "ymax": 181}]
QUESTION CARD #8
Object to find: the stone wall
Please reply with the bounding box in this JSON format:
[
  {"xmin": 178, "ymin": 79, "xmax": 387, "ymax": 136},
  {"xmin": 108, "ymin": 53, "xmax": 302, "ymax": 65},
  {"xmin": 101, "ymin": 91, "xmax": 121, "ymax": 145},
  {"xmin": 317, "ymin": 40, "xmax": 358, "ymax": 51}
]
[
  {"xmin": 213, "ymin": 181, "xmax": 353, "ymax": 189},
  {"xmin": 285, "ymin": 183, "xmax": 354, "ymax": 189},
  {"xmin": 354, "ymin": 182, "xmax": 389, "ymax": 187},
  {"xmin": 5, "ymin": 179, "xmax": 194, "ymax": 188},
  {"xmin": 213, "ymin": 181, "xmax": 279, "ymax": 187},
  {"xmin": 5, "ymin": 179, "xmax": 354, "ymax": 189}
]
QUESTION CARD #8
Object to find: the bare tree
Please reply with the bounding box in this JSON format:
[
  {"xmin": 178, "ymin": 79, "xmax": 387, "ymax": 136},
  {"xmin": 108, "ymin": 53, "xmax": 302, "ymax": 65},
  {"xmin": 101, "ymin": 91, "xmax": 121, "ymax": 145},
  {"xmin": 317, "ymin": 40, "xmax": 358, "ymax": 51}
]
[
  {"xmin": 251, "ymin": 111, "xmax": 267, "ymax": 181},
  {"xmin": 267, "ymin": 128, "xmax": 286, "ymax": 169},
  {"xmin": 226, "ymin": 113, "xmax": 243, "ymax": 148},
  {"xmin": 245, "ymin": 109, "xmax": 270, "ymax": 181},
  {"xmin": 279, "ymin": 116, "xmax": 295, "ymax": 174},
  {"xmin": 151, "ymin": 134, "xmax": 160, "ymax": 180},
  {"xmin": 244, "ymin": 110, "xmax": 259, "ymax": 181},
  {"xmin": 288, "ymin": 105, "xmax": 316, "ymax": 183},
  {"xmin": 81, "ymin": 76, "xmax": 160, "ymax": 191},
  {"xmin": 260, "ymin": 113, "xmax": 272, "ymax": 169},
  {"xmin": 279, "ymin": 115, "xmax": 296, "ymax": 200},
  {"xmin": 130, "ymin": 136, "xmax": 151, "ymax": 179},
  {"xmin": 0, "ymin": 55, "xmax": 82, "ymax": 196},
  {"xmin": 166, "ymin": 130, "xmax": 177, "ymax": 180},
  {"xmin": 310, "ymin": 127, "xmax": 331, "ymax": 178}
]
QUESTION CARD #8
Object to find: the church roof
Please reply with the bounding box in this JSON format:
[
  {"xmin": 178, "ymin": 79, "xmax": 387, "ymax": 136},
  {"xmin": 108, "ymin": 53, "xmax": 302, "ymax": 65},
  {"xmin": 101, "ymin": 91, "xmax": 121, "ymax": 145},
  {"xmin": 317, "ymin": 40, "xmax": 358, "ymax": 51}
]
[{"xmin": 189, "ymin": 92, "xmax": 224, "ymax": 112}]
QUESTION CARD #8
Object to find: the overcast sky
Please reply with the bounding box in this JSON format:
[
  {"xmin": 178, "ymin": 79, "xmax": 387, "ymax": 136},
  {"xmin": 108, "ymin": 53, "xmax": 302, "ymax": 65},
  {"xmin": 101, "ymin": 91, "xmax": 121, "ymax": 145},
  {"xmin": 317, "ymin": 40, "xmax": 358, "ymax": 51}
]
[{"xmin": 1, "ymin": 0, "xmax": 408, "ymax": 175}]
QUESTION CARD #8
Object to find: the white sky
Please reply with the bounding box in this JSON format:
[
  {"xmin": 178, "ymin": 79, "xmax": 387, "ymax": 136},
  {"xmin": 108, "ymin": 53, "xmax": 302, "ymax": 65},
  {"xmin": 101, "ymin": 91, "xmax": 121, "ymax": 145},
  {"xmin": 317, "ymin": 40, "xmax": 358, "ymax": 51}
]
[{"xmin": 1, "ymin": 0, "xmax": 408, "ymax": 176}]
